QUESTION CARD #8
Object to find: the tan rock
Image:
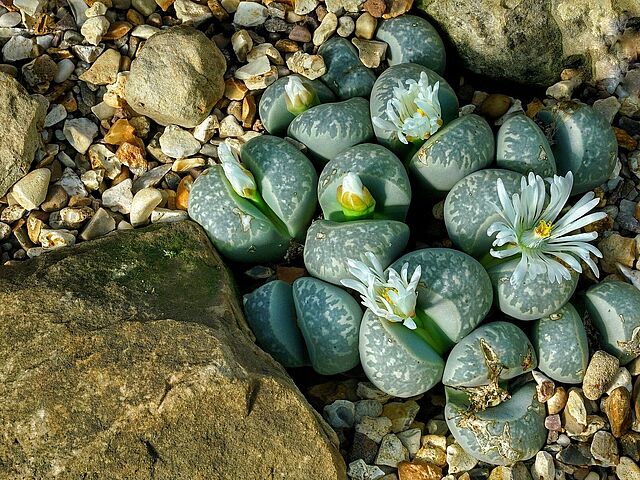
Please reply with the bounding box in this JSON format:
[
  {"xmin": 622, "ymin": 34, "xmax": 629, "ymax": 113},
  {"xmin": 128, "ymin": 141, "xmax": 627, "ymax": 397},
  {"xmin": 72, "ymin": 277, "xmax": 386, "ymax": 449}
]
[
  {"xmin": 313, "ymin": 12, "xmax": 338, "ymax": 46},
  {"xmin": 599, "ymin": 233, "xmax": 637, "ymax": 274},
  {"xmin": 352, "ymin": 38, "xmax": 387, "ymax": 68},
  {"xmin": 0, "ymin": 222, "xmax": 347, "ymax": 479},
  {"xmin": 79, "ymin": 49, "xmax": 121, "ymax": 86},
  {"xmin": 286, "ymin": 51, "xmax": 326, "ymax": 80},
  {"xmin": 355, "ymin": 12, "xmax": 377, "ymax": 39},
  {"xmin": 397, "ymin": 460, "xmax": 442, "ymax": 480},
  {"xmin": 605, "ymin": 386, "xmax": 633, "ymax": 438}
]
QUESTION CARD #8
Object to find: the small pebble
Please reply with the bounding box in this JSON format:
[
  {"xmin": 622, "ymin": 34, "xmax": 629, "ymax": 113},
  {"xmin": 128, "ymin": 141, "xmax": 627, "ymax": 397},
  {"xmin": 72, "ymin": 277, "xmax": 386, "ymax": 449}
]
[
  {"xmin": 323, "ymin": 399, "xmax": 355, "ymax": 429},
  {"xmin": 159, "ymin": 125, "xmax": 201, "ymax": 159},
  {"xmin": 233, "ymin": 1, "xmax": 268, "ymax": 27},
  {"xmin": 12, "ymin": 168, "xmax": 51, "ymax": 211},
  {"xmin": 80, "ymin": 207, "xmax": 115, "ymax": 240},
  {"xmin": 355, "ymin": 416, "xmax": 393, "ymax": 443},
  {"xmin": 583, "ymin": 350, "xmax": 621, "ymax": 400},
  {"xmin": 375, "ymin": 433, "xmax": 408, "ymax": 468},
  {"xmin": 102, "ymin": 178, "xmax": 134, "ymax": 214},
  {"xmin": 129, "ymin": 188, "xmax": 163, "ymax": 227}
]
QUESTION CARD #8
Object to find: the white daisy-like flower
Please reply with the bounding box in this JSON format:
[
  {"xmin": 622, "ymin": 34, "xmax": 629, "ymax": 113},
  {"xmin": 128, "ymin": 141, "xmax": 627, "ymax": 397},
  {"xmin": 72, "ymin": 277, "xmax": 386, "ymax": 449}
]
[
  {"xmin": 341, "ymin": 252, "xmax": 422, "ymax": 329},
  {"xmin": 284, "ymin": 76, "xmax": 317, "ymax": 115},
  {"xmin": 372, "ymin": 72, "xmax": 443, "ymax": 145},
  {"xmin": 218, "ymin": 142, "xmax": 257, "ymax": 200},
  {"xmin": 487, "ymin": 171, "xmax": 607, "ymax": 286},
  {"xmin": 336, "ymin": 172, "xmax": 376, "ymax": 218}
]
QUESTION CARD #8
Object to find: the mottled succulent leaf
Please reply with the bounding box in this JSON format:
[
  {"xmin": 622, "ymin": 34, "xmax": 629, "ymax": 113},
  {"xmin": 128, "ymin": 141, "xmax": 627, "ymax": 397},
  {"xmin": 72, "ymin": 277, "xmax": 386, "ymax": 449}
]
[
  {"xmin": 409, "ymin": 114, "xmax": 494, "ymax": 196},
  {"xmin": 370, "ymin": 63, "xmax": 458, "ymax": 158},
  {"xmin": 487, "ymin": 258, "xmax": 578, "ymax": 321},
  {"xmin": 375, "ymin": 15, "xmax": 446, "ymax": 74},
  {"xmin": 390, "ymin": 248, "xmax": 493, "ymax": 349},
  {"xmin": 496, "ymin": 113, "xmax": 556, "ymax": 177},
  {"xmin": 318, "ymin": 143, "xmax": 412, "ymax": 222},
  {"xmin": 444, "ymin": 169, "xmax": 524, "ymax": 258},
  {"xmin": 531, "ymin": 302, "xmax": 588, "ymax": 383},
  {"xmin": 443, "ymin": 321, "xmax": 536, "ymax": 388},
  {"xmin": 445, "ymin": 383, "xmax": 547, "ymax": 465},
  {"xmin": 304, "ymin": 219, "xmax": 410, "ymax": 285},
  {"xmin": 258, "ymin": 74, "xmax": 336, "ymax": 135},
  {"xmin": 241, "ymin": 135, "xmax": 318, "ymax": 242},
  {"xmin": 359, "ymin": 310, "xmax": 445, "ymax": 397},
  {"xmin": 188, "ymin": 166, "xmax": 290, "ymax": 262},
  {"xmin": 288, "ymin": 97, "xmax": 375, "ymax": 165},
  {"xmin": 318, "ymin": 37, "xmax": 377, "ymax": 100},
  {"xmin": 536, "ymin": 101, "xmax": 617, "ymax": 195},
  {"xmin": 292, "ymin": 277, "xmax": 362, "ymax": 375},
  {"xmin": 243, "ymin": 280, "xmax": 310, "ymax": 368},
  {"xmin": 584, "ymin": 280, "xmax": 640, "ymax": 365}
]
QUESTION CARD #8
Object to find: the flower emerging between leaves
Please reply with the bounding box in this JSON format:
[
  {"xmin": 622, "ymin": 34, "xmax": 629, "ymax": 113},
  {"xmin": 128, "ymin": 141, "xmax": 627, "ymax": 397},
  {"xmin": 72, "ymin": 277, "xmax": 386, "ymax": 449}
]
[
  {"xmin": 341, "ymin": 252, "xmax": 421, "ymax": 329},
  {"xmin": 487, "ymin": 171, "xmax": 606, "ymax": 285},
  {"xmin": 218, "ymin": 142, "xmax": 258, "ymax": 201},
  {"xmin": 372, "ymin": 72, "xmax": 443, "ymax": 145},
  {"xmin": 336, "ymin": 172, "xmax": 376, "ymax": 219},
  {"xmin": 284, "ymin": 76, "xmax": 318, "ymax": 115}
]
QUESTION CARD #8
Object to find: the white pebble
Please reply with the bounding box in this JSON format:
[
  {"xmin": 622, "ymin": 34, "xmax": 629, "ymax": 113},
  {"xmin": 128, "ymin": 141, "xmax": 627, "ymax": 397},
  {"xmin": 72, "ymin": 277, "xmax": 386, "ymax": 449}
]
[
  {"xmin": 54, "ymin": 59, "xmax": 76, "ymax": 83},
  {"xmin": 0, "ymin": 12, "xmax": 22, "ymax": 27},
  {"xmin": 130, "ymin": 188, "xmax": 163, "ymax": 227},
  {"xmin": 63, "ymin": 118, "xmax": 98, "ymax": 154},
  {"xmin": 233, "ymin": 1, "xmax": 268, "ymax": 27},
  {"xmin": 102, "ymin": 179, "xmax": 133, "ymax": 214},
  {"xmin": 44, "ymin": 104, "xmax": 68, "ymax": 128},
  {"xmin": 12, "ymin": 168, "xmax": 51, "ymax": 211},
  {"xmin": 159, "ymin": 125, "xmax": 201, "ymax": 159},
  {"xmin": 151, "ymin": 208, "xmax": 189, "ymax": 223}
]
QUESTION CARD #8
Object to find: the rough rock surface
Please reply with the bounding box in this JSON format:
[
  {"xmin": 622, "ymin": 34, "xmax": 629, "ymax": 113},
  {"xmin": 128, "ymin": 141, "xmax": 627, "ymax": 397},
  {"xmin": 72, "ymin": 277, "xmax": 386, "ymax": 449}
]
[
  {"xmin": 124, "ymin": 26, "xmax": 227, "ymax": 127},
  {"xmin": 0, "ymin": 221, "xmax": 346, "ymax": 479},
  {"xmin": 418, "ymin": 0, "xmax": 640, "ymax": 86},
  {"xmin": 0, "ymin": 72, "xmax": 47, "ymax": 197}
]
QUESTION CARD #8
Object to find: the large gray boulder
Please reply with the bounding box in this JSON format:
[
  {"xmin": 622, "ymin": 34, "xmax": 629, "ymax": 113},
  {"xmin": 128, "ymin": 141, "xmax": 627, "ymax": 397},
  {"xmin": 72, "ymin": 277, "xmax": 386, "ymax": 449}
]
[
  {"xmin": 124, "ymin": 26, "xmax": 227, "ymax": 127},
  {"xmin": 0, "ymin": 72, "xmax": 47, "ymax": 197},
  {"xmin": 418, "ymin": 0, "xmax": 640, "ymax": 86},
  {"xmin": 0, "ymin": 221, "xmax": 346, "ymax": 479}
]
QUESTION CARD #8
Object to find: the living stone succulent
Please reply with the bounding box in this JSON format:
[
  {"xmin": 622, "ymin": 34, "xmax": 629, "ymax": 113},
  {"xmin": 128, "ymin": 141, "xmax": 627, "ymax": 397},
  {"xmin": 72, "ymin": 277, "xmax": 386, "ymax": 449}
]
[
  {"xmin": 317, "ymin": 143, "xmax": 412, "ymax": 222},
  {"xmin": 584, "ymin": 281, "xmax": 640, "ymax": 365},
  {"xmin": 357, "ymin": 248, "xmax": 493, "ymax": 397},
  {"xmin": 443, "ymin": 322, "xmax": 546, "ymax": 465},
  {"xmin": 536, "ymin": 101, "xmax": 618, "ymax": 195},
  {"xmin": 531, "ymin": 302, "xmax": 589, "ymax": 383},
  {"xmin": 375, "ymin": 15, "xmax": 446, "ymax": 74},
  {"xmin": 258, "ymin": 74, "xmax": 336, "ymax": 135},
  {"xmin": 287, "ymin": 97, "xmax": 375, "ymax": 165},
  {"xmin": 188, "ymin": 135, "xmax": 317, "ymax": 262},
  {"xmin": 318, "ymin": 37, "xmax": 377, "ymax": 100},
  {"xmin": 370, "ymin": 63, "xmax": 459, "ymax": 159},
  {"xmin": 408, "ymin": 113, "xmax": 494, "ymax": 196},
  {"xmin": 496, "ymin": 113, "xmax": 557, "ymax": 177}
]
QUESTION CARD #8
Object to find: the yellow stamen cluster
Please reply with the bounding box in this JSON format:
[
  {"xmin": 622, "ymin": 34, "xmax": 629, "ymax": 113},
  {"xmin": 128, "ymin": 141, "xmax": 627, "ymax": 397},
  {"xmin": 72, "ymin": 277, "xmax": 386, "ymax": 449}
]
[{"xmin": 534, "ymin": 220, "xmax": 553, "ymax": 239}]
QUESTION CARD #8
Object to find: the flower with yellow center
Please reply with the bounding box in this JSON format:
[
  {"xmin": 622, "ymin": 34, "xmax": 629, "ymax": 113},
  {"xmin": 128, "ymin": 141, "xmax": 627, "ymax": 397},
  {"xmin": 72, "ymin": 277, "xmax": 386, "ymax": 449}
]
[
  {"xmin": 336, "ymin": 172, "xmax": 376, "ymax": 220},
  {"xmin": 487, "ymin": 171, "xmax": 607, "ymax": 285},
  {"xmin": 341, "ymin": 252, "xmax": 421, "ymax": 330},
  {"xmin": 372, "ymin": 72, "xmax": 443, "ymax": 145}
]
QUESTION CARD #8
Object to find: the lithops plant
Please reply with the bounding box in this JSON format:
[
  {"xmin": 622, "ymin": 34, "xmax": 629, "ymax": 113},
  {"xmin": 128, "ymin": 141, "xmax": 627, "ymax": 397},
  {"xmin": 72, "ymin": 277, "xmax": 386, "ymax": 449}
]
[
  {"xmin": 445, "ymin": 383, "xmax": 546, "ymax": 465},
  {"xmin": 243, "ymin": 280, "xmax": 309, "ymax": 368},
  {"xmin": 288, "ymin": 97, "xmax": 375, "ymax": 165},
  {"xmin": 536, "ymin": 101, "xmax": 617, "ymax": 194},
  {"xmin": 444, "ymin": 169, "xmax": 524, "ymax": 258},
  {"xmin": 375, "ymin": 15, "xmax": 446, "ymax": 75},
  {"xmin": 258, "ymin": 75, "xmax": 336, "ymax": 135},
  {"xmin": 292, "ymin": 276, "xmax": 362, "ymax": 375},
  {"xmin": 304, "ymin": 219, "xmax": 410, "ymax": 285},
  {"xmin": 584, "ymin": 280, "xmax": 640, "ymax": 365},
  {"xmin": 352, "ymin": 248, "xmax": 493, "ymax": 397},
  {"xmin": 408, "ymin": 114, "xmax": 494, "ymax": 196},
  {"xmin": 531, "ymin": 302, "xmax": 589, "ymax": 383},
  {"xmin": 496, "ymin": 113, "xmax": 557, "ymax": 177},
  {"xmin": 243, "ymin": 277, "xmax": 363, "ymax": 375},
  {"xmin": 443, "ymin": 322, "xmax": 546, "ymax": 465},
  {"xmin": 483, "ymin": 172, "xmax": 606, "ymax": 320},
  {"xmin": 318, "ymin": 37, "xmax": 377, "ymax": 100},
  {"xmin": 188, "ymin": 136, "xmax": 317, "ymax": 262},
  {"xmin": 317, "ymin": 143, "xmax": 412, "ymax": 222},
  {"xmin": 370, "ymin": 63, "xmax": 459, "ymax": 159}
]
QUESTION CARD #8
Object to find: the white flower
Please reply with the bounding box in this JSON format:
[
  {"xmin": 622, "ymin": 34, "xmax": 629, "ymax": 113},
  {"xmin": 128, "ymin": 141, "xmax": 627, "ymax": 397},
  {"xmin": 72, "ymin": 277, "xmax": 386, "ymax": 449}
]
[
  {"xmin": 336, "ymin": 172, "xmax": 376, "ymax": 217},
  {"xmin": 284, "ymin": 76, "xmax": 317, "ymax": 115},
  {"xmin": 218, "ymin": 142, "xmax": 257, "ymax": 200},
  {"xmin": 341, "ymin": 252, "xmax": 422, "ymax": 329},
  {"xmin": 487, "ymin": 171, "xmax": 607, "ymax": 285},
  {"xmin": 372, "ymin": 72, "xmax": 443, "ymax": 145}
]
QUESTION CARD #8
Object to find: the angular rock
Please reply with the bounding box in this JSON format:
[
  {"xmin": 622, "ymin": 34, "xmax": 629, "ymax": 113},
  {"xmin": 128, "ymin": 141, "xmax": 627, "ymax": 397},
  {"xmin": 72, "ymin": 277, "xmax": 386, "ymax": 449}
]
[
  {"xmin": 0, "ymin": 222, "xmax": 346, "ymax": 479},
  {"xmin": 0, "ymin": 73, "xmax": 47, "ymax": 197},
  {"xmin": 419, "ymin": 0, "xmax": 640, "ymax": 86},
  {"xmin": 124, "ymin": 26, "xmax": 226, "ymax": 128},
  {"xmin": 11, "ymin": 168, "xmax": 51, "ymax": 211}
]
